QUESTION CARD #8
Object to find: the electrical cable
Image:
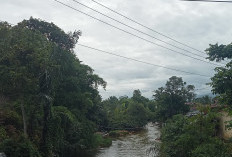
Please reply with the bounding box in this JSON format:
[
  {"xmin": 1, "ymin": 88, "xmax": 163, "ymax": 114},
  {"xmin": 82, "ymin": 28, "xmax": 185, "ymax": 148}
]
[
  {"xmin": 90, "ymin": 0, "xmax": 209, "ymax": 55},
  {"xmin": 91, "ymin": 0, "xmax": 228, "ymax": 65},
  {"xmin": 0, "ymin": 19, "xmax": 212, "ymax": 78},
  {"xmin": 195, "ymin": 87, "xmax": 211, "ymax": 91},
  {"xmin": 0, "ymin": 19, "xmax": 212, "ymax": 93},
  {"xmin": 0, "ymin": 18, "xmax": 212, "ymax": 81},
  {"xmin": 54, "ymin": 0, "xmax": 223, "ymax": 67},
  {"xmin": 78, "ymin": 43, "xmax": 212, "ymax": 77},
  {"xmin": 181, "ymin": 0, "xmax": 232, "ymax": 2},
  {"xmin": 72, "ymin": 0, "xmax": 216, "ymax": 62}
]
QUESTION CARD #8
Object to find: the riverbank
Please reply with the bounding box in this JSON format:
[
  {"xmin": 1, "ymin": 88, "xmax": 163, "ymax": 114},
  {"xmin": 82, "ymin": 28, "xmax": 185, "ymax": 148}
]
[
  {"xmin": 159, "ymin": 113, "xmax": 232, "ymax": 157},
  {"xmin": 78, "ymin": 123, "xmax": 160, "ymax": 157},
  {"xmin": 93, "ymin": 128, "xmax": 143, "ymax": 149}
]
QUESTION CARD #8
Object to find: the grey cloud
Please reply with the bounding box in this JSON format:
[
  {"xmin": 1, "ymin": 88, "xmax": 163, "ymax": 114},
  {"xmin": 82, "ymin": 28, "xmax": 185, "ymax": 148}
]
[{"xmin": 1, "ymin": 0, "xmax": 228, "ymax": 99}]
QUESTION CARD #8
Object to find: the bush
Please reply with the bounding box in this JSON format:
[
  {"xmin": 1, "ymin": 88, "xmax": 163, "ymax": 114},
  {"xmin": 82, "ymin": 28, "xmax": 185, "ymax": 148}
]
[
  {"xmin": 191, "ymin": 138, "xmax": 230, "ymax": 157},
  {"xmin": 0, "ymin": 136, "xmax": 41, "ymax": 157},
  {"xmin": 108, "ymin": 131, "xmax": 118, "ymax": 138},
  {"xmin": 160, "ymin": 113, "xmax": 231, "ymax": 157},
  {"xmin": 0, "ymin": 127, "xmax": 7, "ymax": 141},
  {"xmin": 92, "ymin": 134, "xmax": 112, "ymax": 148}
]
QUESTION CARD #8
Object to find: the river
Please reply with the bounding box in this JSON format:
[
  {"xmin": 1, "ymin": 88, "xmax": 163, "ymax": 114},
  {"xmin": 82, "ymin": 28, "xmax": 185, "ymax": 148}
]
[{"xmin": 80, "ymin": 123, "xmax": 160, "ymax": 157}]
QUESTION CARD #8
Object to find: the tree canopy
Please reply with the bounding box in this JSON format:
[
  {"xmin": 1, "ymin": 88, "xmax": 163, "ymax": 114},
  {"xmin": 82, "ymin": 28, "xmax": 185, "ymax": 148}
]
[
  {"xmin": 0, "ymin": 18, "xmax": 107, "ymax": 157},
  {"xmin": 1, "ymin": 17, "xmax": 231, "ymax": 157},
  {"xmin": 101, "ymin": 90, "xmax": 153, "ymax": 130},
  {"xmin": 206, "ymin": 42, "xmax": 232, "ymax": 105},
  {"xmin": 153, "ymin": 76, "xmax": 195, "ymax": 122}
]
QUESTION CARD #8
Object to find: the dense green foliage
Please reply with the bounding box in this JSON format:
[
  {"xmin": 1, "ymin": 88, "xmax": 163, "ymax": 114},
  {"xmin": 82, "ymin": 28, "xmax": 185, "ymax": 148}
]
[
  {"xmin": 206, "ymin": 43, "xmax": 232, "ymax": 62},
  {"xmin": 0, "ymin": 18, "xmax": 107, "ymax": 157},
  {"xmin": 160, "ymin": 112, "xmax": 231, "ymax": 157},
  {"xmin": 101, "ymin": 90, "xmax": 155, "ymax": 130},
  {"xmin": 206, "ymin": 43, "xmax": 232, "ymax": 105},
  {"xmin": 159, "ymin": 41, "xmax": 232, "ymax": 157},
  {"xmin": 92, "ymin": 134, "xmax": 112, "ymax": 148},
  {"xmin": 0, "ymin": 18, "xmax": 156, "ymax": 157},
  {"xmin": 153, "ymin": 76, "xmax": 195, "ymax": 122},
  {"xmin": 1, "ymin": 17, "xmax": 232, "ymax": 157}
]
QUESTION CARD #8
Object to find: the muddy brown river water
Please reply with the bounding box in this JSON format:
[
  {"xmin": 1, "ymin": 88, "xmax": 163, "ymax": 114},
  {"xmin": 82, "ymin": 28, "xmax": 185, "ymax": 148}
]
[{"xmin": 78, "ymin": 123, "xmax": 160, "ymax": 157}]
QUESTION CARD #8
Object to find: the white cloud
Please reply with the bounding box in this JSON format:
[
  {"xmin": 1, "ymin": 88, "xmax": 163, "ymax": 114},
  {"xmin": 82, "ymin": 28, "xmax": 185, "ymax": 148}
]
[{"xmin": 1, "ymin": 0, "xmax": 231, "ymax": 99}]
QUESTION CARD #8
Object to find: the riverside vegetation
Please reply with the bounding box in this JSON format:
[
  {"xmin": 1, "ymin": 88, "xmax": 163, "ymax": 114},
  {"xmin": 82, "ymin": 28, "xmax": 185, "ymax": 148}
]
[
  {"xmin": 1, "ymin": 18, "xmax": 232, "ymax": 157},
  {"xmin": 0, "ymin": 18, "xmax": 155, "ymax": 157}
]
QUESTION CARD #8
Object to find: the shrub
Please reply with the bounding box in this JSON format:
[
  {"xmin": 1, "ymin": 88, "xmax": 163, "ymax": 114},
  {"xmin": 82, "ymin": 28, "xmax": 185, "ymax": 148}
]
[{"xmin": 0, "ymin": 136, "xmax": 41, "ymax": 157}]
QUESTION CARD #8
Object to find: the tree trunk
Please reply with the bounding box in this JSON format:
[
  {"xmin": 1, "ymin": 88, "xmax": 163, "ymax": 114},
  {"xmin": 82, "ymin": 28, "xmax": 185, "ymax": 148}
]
[
  {"xmin": 41, "ymin": 98, "xmax": 52, "ymax": 157},
  {"xmin": 20, "ymin": 103, "xmax": 27, "ymax": 137}
]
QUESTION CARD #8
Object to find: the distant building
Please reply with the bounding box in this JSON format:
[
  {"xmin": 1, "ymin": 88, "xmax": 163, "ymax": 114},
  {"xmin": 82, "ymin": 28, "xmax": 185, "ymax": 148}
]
[
  {"xmin": 186, "ymin": 101, "xmax": 232, "ymax": 139},
  {"xmin": 219, "ymin": 111, "xmax": 232, "ymax": 140}
]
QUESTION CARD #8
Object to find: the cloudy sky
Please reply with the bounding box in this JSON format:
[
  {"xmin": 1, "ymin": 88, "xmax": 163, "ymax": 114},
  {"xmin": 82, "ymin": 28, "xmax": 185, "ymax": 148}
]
[{"xmin": 1, "ymin": 0, "xmax": 232, "ymax": 99}]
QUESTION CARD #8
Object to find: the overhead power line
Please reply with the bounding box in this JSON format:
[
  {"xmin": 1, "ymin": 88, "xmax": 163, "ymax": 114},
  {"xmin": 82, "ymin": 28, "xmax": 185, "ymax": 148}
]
[
  {"xmin": 181, "ymin": 0, "xmax": 232, "ymax": 2},
  {"xmin": 0, "ymin": 18, "xmax": 214, "ymax": 77},
  {"xmin": 195, "ymin": 86, "xmax": 211, "ymax": 91},
  {"xmin": 54, "ymin": 0, "xmax": 223, "ymax": 67},
  {"xmin": 78, "ymin": 43, "xmax": 211, "ymax": 78},
  {"xmin": 72, "ymin": 0, "xmax": 212, "ymax": 60},
  {"xmin": 91, "ymin": 0, "xmax": 228, "ymax": 65},
  {"xmin": 90, "ymin": 0, "xmax": 209, "ymax": 55},
  {"xmin": 104, "ymin": 86, "xmax": 210, "ymax": 92},
  {"xmin": 0, "ymin": 20, "xmax": 210, "ymax": 84}
]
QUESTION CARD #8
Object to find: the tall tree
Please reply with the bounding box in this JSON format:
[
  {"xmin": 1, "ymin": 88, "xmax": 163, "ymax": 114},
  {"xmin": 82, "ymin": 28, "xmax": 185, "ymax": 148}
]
[
  {"xmin": 153, "ymin": 76, "xmax": 195, "ymax": 122},
  {"xmin": 0, "ymin": 18, "xmax": 107, "ymax": 157},
  {"xmin": 206, "ymin": 43, "xmax": 232, "ymax": 105},
  {"xmin": 132, "ymin": 89, "xmax": 149, "ymax": 105}
]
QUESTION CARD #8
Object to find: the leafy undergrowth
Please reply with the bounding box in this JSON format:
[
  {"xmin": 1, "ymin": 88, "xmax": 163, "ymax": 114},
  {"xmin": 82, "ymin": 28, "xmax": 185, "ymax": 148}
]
[{"xmin": 93, "ymin": 134, "xmax": 112, "ymax": 148}]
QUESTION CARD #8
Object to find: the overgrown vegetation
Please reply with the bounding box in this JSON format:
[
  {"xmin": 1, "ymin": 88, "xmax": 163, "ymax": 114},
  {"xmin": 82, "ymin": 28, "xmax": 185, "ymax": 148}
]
[
  {"xmin": 1, "ymin": 17, "xmax": 232, "ymax": 157},
  {"xmin": 158, "ymin": 39, "xmax": 232, "ymax": 157},
  {"xmin": 0, "ymin": 18, "xmax": 156, "ymax": 157},
  {"xmin": 101, "ymin": 90, "xmax": 155, "ymax": 130},
  {"xmin": 0, "ymin": 18, "xmax": 107, "ymax": 157},
  {"xmin": 160, "ymin": 112, "xmax": 232, "ymax": 157},
  {"xmin": 153, "ymin": 76, "xmax": 195, "ymax": 122}
]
